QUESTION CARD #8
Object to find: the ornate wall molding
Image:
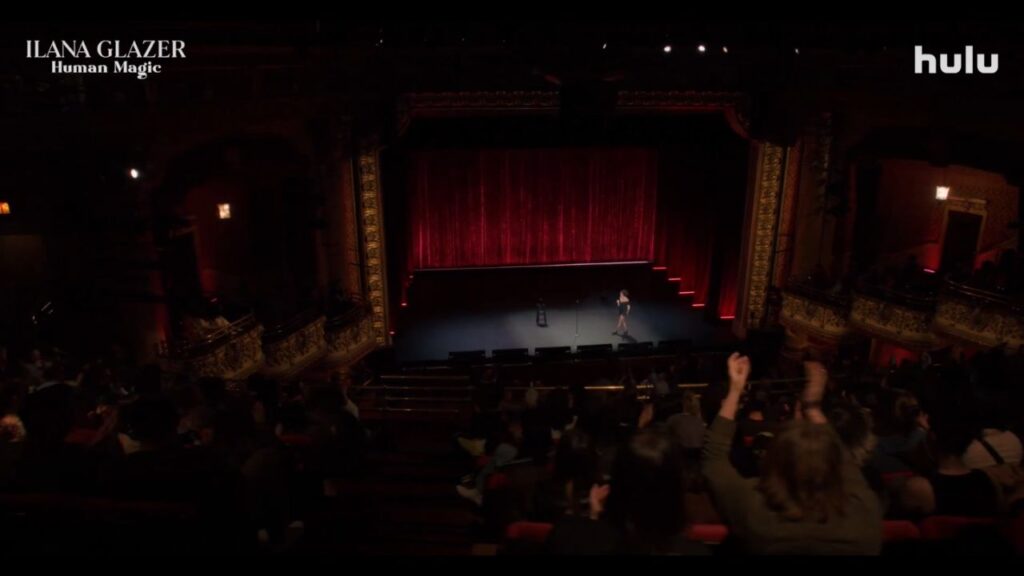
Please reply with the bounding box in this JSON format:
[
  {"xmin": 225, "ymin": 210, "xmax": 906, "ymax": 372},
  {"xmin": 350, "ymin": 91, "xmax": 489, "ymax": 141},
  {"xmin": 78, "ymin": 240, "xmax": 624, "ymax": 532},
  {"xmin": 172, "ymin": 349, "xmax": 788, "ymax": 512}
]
[
  {"xmin": 746, "ymin": 144, "xmax": 787, "ymax": 328},
  {"xmin": 397, "ymin": 91, "xmax": 560, "ymax": 133},
  {"xmin": 263, "ymin": 316, "xmax": 327, "ymax": 377},
  {"xmin": 779, "ymin": 290, "xmax": 851, "ymax": 343},
  {"xmin": 934, "ymin": 293, "xmax": 1024, "ymax": 349},
  {"xmin": 185, "ymin": 322, "xmax": 265, "ymax": 380},
  {"xmin": 850, "ymin": 293, "xmax": 941, "ymax": 350},
  {"xmin": 615, "ymin": 90, "xmax": 750, "ymax": 138},
  {"xmin": 946, "ymin": 196, "xmax": 988, "ymax": 216},
  {"xmin": 357, "ymin": 138, "xmax": 390, "ymax": 345},
  {"xmin": 325, "ymin": 312, "xmax": 377, "ymax": 364},
  {"xmin": 397, "ymin": 90, "xmax": 751, "ymax": 137}
]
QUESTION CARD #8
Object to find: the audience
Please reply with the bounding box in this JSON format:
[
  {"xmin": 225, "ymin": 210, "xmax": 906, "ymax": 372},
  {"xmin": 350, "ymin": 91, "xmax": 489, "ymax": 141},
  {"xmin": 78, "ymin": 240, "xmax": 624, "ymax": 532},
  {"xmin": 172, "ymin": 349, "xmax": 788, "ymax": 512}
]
[
  {"xmin": 2, "ymin": 337, "xmax": 1024, "ymax": 556},
  {"xmin": 702, "ymin": 355, "xmax": 882, "ymax": 554}
]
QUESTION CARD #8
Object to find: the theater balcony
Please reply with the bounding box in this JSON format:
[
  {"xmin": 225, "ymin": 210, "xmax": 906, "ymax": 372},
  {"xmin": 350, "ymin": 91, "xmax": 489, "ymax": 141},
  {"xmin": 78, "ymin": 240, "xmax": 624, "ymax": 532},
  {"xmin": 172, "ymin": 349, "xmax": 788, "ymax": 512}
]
[
  {"xmin": 161, "ymin": 314, "xmax": 265, "ymax": 379},
  {"xmin": 850, "ymin": 276, "xmax": 941, "ymax": 351},
  {"xmin": 934, "ymin": 280, "xmax": 1024, "ymax": 350},
  {"xmin": 780, "ymin": 279, "xmax": 853, "ymax": 346},
  {"xmin": 324, "ymin": 301, "xmax": 377, "ymax": 365},
  {"xmin": 261, "ymin": 308, "xmax": 327, "ymax": 378}
]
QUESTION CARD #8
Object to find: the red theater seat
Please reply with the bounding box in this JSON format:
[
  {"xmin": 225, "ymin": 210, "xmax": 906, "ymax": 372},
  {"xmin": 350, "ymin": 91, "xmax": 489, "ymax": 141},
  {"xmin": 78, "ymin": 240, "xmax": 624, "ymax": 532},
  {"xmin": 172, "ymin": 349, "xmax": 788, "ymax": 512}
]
[
  {"xmin": 505, "ymin": 521, "xmax": 554, "ymax": 543},
  {"xmin": 685, "ymin": 523, "xmax": 730, "ymax": 543},
  {"xmin": 64, "ymin": 428, "xmax": 98, "ymax": 445},
  {"xmin": 278, "ymin": 434, "xmax": 313, "ymax": 447},
  {"xmin": 918, "ymin": 516, "xmax": 996, "ymax": 540},
  {"xmin": 486, "ymin": 472, "xmax": 509, "ymax": 491},
  {"xmin": 882, "ymin": 520, "xmax": 921, "ymax": 542}
]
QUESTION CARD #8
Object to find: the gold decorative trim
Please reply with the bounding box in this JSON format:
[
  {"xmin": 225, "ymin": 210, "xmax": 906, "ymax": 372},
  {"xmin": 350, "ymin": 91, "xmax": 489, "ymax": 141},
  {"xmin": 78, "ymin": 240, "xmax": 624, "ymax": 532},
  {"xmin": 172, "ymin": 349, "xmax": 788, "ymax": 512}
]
[
  {"xmin": 616, "ymin": 90, "xmax": 750, "ymax": 137},
  {"xmin": 325, "ymin": 312, "xmax": 378, "ymax": 364},
  {"xmin": 398, "ymin": 91, "xmax": 561, "ymax": 133},
  {"xmin": 357, "ymin": 138, "xmax": 390, "ymax": 345},
  {"xmin": 850, "ymin": 293, "xmax": 941, "ymax": 350},
  {"xmin": 187, "ymin": 323, "xmax": 265, "ymax": 380},
  {"xmin": 779, "ymin": 291, "xmax": 851, "ymax": 344},
  {"xmin": 934, "ymin": 295, "xmax": 1024, "ymax": 349},
  {"xmin": 262, "ymin": 316, "xmax": 327, "ymax": 378},
  {"xmin": 946, "ymin": 197, "xmax": 988, "ymax": 216},
  {"xmin": 746, "ymin": 144, "xmax": 787, "ymax": 328}
]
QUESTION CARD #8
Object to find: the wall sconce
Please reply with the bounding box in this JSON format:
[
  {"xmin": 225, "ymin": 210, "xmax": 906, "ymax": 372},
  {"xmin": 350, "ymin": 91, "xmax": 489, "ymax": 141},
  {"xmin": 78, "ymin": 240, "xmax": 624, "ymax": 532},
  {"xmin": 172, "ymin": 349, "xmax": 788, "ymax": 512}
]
[
  {"xmin": 0, "ymin": 202, "xmax": 10, "ymax": 215},
  {"xmin": 217, "ymin": 203, "xmax": 232, "ymax": 220},
  {"xmin": 936, "ymin": 185, "xmax": 950, "ymax": 201}
]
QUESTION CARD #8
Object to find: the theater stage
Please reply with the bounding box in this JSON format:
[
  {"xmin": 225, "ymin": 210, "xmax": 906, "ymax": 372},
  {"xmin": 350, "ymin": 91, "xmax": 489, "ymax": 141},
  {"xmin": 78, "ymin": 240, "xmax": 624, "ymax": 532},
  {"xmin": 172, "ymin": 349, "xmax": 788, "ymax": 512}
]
[{"xmin": 391, "ymin": 263, "xmax": 736, "ymax": 364}]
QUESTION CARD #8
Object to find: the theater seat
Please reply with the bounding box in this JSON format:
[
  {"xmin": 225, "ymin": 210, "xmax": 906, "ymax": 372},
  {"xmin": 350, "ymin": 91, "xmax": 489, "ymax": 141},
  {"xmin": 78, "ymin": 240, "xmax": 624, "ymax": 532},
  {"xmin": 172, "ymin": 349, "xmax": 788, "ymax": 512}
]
[
  {"xmin": 918, "ymin": 516, "xmax": 996, "ymax": 540},
  {"xmin": 64, "ymin": 428, "xmax": 98, "ymax": 445},
  {"xmin": 486, "ymin": 472, "xmax": 509, "ymax": 491},
  {"xmin": 685, "ymin": 523, "xmax": 730, "ymax": 544},
  {"xmin": 882, "ymin": 520, "xmax": 921, "ymax": 542},
  {"xmin": 505, "ymin": 521, "xmax": 554, "ymax": 543}
]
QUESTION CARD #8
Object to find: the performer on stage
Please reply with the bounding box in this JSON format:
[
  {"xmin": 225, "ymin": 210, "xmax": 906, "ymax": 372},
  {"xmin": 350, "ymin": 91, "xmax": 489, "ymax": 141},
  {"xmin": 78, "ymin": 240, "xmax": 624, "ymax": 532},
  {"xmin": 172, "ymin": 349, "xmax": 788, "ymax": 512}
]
[{"xmin": 613, "ymin": 289, "xmax": 631, "ymax": 336}]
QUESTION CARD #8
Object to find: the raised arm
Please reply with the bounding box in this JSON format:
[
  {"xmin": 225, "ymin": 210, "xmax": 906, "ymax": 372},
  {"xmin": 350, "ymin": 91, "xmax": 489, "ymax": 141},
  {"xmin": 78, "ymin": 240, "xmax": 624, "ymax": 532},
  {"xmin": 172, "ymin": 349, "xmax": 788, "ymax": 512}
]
[{"xmin": 702, "ymin": 353, "xmax": 753, "ymax": 523}]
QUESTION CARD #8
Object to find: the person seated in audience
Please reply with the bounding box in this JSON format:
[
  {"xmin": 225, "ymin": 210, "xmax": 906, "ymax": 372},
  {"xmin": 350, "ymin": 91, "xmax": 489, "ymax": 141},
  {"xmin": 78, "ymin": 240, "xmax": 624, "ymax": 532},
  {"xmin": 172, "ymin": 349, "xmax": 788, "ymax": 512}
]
[
  {"xmin": 666, "ymin": 391, "xmax": 705, "ymax": 454},
  {"xmin": 530, "ymin": 428, "xmax": 601, "ymax": 522},
  {"xmin": 899, "ymin": 410, "xmax": 1001, "ymax": 519},
  {"xmin": 329, "ymin": 370, "xmax": 360, "ymax": 421},
  {"xmin": 0, "ymin": 345, "xmax": 13, "ymax": 380},
  {"xmin": 457, "ymin": 414, "xmax": 525, "ymax": 507},
  {"xmin": 702, "ymin": 354, "xmax": 882, "ymax": 555},
  {"xmin": 0, "ymin": 382, "xmax": 27, "ymax": 487},
  {"xmin": 876, "ymin": 390, "xmax": 929, "ymax": 469},
  {"xmin": 548, "ymin": 427, "xmax": 709, "ymax": 555},
  {"xmin": 242, "ymin": 402, "xmax": 322, "ymax": 549},
  {"xmin": 963, "ymin": 406, "xmax": 1023, "ymax": 470},
  {"xmin": 101, "ymin": 396, "xmax": 240, "ymax": 514},
  {"xmin": 828, "ymin": 401, "xmax": 888, "ymax": 507}
]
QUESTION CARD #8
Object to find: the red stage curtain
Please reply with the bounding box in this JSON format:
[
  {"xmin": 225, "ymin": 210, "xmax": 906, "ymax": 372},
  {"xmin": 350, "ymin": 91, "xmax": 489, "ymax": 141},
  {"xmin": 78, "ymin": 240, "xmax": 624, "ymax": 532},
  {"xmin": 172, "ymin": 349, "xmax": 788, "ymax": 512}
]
[
  {"xmin": 407, "ymin": 148, "xmax": 659, "ymax": 269},
  {"xmin": 404, "ymin": 145, "xmax": 743, "ymax": 319}
]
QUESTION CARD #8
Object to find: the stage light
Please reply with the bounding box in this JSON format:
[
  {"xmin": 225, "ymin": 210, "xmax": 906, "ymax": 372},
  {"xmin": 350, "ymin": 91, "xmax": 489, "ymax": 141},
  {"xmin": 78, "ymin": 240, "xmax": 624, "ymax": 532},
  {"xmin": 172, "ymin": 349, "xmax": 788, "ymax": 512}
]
[
  {"xmin": 692, "ymin": 303, "xmax": 705, "ymax": 308},
  {"xmin": 652, "ymin": 266, "xmax": 668, "ymax": 271},
  {"xmin": 400, "ymin": 302, "xmax": 408, "ymax": 308},
  {"xmin": 0, "ymin": 202, "xmax": 10, "ymax": 215},
  {"xmin": 602, "ymin": 42, "xmax": 608, "ymax": 50},
  {"xmin": 720, "ymin": 315, "xmax": 735, "ymax": 320},
  {"xmin": 722, "ymin": 46, "xmax": 729, "ymax": 54},
  {"xmin": 679, "ymin": 290, "xmax": 695, "ymax": 296},
  {"xmin": 668, "ymin": 277, "xmax": 682, "ymax": 282},
  {"xmin": 389, "ymin": 330, "xmax": 396, "ymax": 336},
  {"xmin": 217, "ymin": 203, "xmax": 232, "ymax": 220},
  {"xmin": 936, "ymin": 185, "xmax": 950, "ymax": 200},
  {"xmin": 923, "ymin": 268, "xmax": 937, "ymax": 274},
  {"xmin": 129, "ymin": 168, "xmax": 140, "ymax": 180},
  {"xmin": 663, "ymin": 44, "xmax": 672, "ymax": 54},
  {"xmin": 697, "ymin": 44, "xmax": 706, "ymax": 54},
  {"xmin": 794, "ymin": 48, "xmax": 800, "ymax": 55}
]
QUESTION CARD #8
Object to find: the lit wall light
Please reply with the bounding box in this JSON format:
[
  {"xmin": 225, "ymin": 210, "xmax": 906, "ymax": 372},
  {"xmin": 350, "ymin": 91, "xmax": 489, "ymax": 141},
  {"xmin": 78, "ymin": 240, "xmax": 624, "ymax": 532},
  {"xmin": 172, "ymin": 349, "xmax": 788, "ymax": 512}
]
[
  {"xmin": 217, "ymin": 203, "xmax": 232, "ymax": 220},
  {"xmin": 129, "ymin": 168, "xmax": 140, "ymax": 180},
  {"xmin": 0, "ymin": 201, "xmax": 10, "ymax": 215},
  {"xmin": 936, "ymin": 186, "xmax": 950, "ymax": 201}
]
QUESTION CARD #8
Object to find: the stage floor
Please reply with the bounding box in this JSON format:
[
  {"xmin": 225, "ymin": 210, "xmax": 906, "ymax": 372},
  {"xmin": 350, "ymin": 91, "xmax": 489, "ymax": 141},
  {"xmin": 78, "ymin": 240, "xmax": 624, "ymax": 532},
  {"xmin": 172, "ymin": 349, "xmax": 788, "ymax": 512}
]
[{"xmin": 392, "ymin": 263, "xmax": 735, "ymax": 363}]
